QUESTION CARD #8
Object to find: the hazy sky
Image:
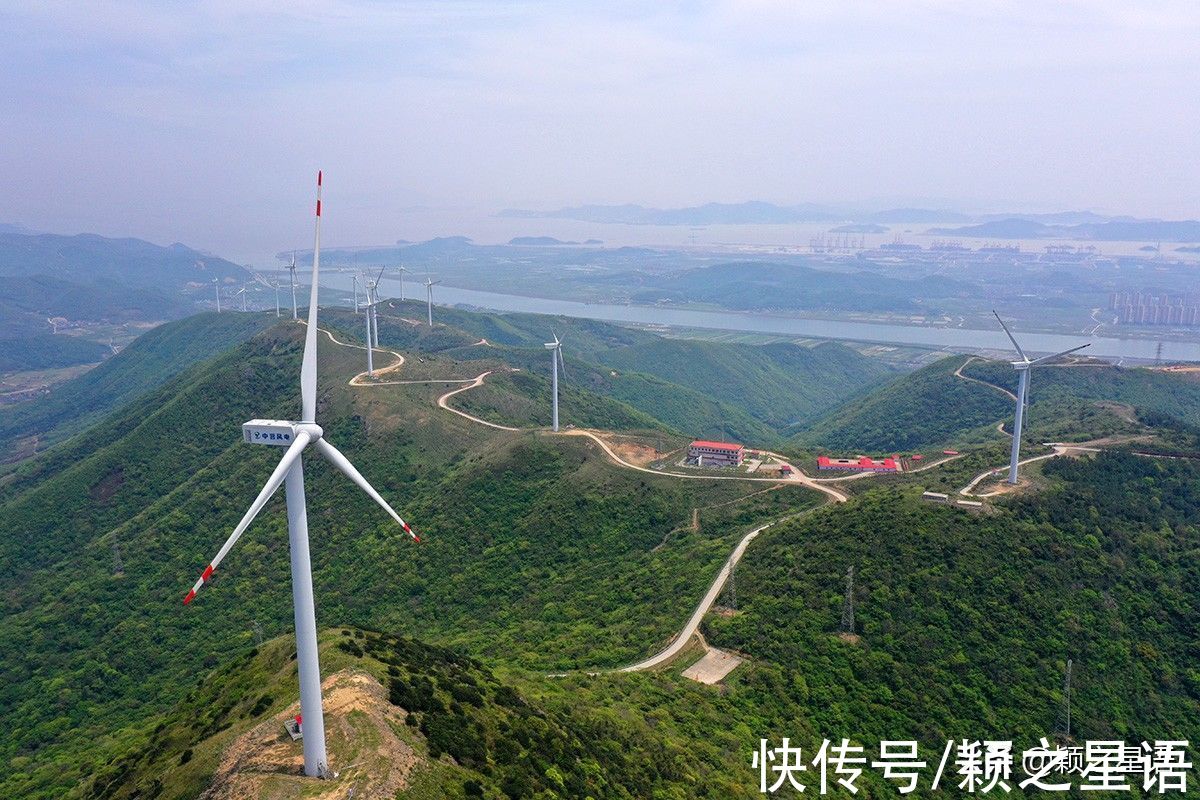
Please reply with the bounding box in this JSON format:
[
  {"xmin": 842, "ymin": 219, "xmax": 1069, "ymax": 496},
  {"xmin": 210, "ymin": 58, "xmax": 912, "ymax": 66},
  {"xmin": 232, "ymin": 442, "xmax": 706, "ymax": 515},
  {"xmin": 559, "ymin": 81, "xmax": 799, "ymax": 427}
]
[{"xmin": 2, "ymin": 1, "xmax": 1198, "ymax": 258}]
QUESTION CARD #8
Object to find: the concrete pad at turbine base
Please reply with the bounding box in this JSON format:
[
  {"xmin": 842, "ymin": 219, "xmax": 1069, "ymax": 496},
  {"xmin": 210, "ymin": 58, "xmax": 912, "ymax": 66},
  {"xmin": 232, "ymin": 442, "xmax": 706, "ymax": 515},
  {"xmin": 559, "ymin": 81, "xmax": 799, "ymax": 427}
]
[{"xmin": 682, "ymin": 648, "xmax": 744, "ymax": 684}]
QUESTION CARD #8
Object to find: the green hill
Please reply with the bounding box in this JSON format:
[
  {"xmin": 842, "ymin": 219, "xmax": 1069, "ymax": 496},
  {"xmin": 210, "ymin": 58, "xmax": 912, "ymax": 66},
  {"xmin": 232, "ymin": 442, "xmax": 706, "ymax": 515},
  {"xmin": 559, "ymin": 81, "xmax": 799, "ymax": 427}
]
[
  {"xmin": 963, "ymin": 359, "xmax": 1200, "ymax": 428},
  {"xmin": 0, "ymin": 318, "xmax": 817, "ymax": 798},
  {"xmin": 0, "ymin": 312, "xmax": 276, "ymax": 463},
  {"xmin": 0, "ymin": 232, "xmax": 247, "ymax": 289},
  {"xmin": 0, "ymin": 274, "xmax": 193, "ymax": 337},
  {"xmin": 360, "ymin": 302, "xmax": 892, "ymax": 443},
  {"xmin": 598, "ymin": 338, "xmax": 894, "ymax": 429},
  {"xmin": 84, "ymin": 628, "xmax": 725, "ymax": 800},
  {"xmin": 7, "ymin": 299, "xmax": 1200, "ymax": 798},
  {"xmin": 0, "ymin": 334, "xmax": 110, "ymax": 372},
  {"xmin": 793, "ymin": 355, "xmax": 1013, "ymax": 452}
]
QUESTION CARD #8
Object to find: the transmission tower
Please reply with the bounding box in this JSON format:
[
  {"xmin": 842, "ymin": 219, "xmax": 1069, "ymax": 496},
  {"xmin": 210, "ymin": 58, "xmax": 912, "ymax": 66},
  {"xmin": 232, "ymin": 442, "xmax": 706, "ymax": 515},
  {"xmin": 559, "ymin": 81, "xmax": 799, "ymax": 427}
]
[
  {"xmin": 111, "ymin": 542, "xmax": 124, "ymax": 576},
  {"xmin": 1155, "ymin": 341, "xmax": 1164, "ymax": 366},
  {"xmin": 1054, "ymin": 659, "xmax": 1073, "ymax": 740},
  {"xmin": 252, "ymin": 620, "xmax": 264, "ymax": 647},
  {"xmin": 839, "ymin": 566, "xmax": 855, "ymax": 634}
]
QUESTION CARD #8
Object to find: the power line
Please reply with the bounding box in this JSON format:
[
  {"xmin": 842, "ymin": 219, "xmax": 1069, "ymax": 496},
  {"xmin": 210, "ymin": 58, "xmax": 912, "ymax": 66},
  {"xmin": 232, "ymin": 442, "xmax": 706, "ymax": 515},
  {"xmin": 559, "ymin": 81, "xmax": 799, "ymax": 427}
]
[{"xmin": 840, "ymin": 566, "xmax": 855, "ymax": 634}]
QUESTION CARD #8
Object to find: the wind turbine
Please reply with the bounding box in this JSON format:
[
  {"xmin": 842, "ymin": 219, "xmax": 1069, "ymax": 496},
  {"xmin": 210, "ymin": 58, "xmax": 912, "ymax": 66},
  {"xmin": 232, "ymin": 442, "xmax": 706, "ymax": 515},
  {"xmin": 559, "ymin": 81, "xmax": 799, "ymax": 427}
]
[
  {"xmin": 237, "ymin": 284, "xmax": 248, "ymax": 312},
  {"xmin": 397, "ymin": 265, "xmax": 408, "ymax": 301},
  {"xmin": 363, "ymin": 293, "xmax": 375, "ymax": 378},
  {"xmin": 213, "ymin": 278, "xmax": 222, "ymax": 313},
  {"xmin": 424, "ymin": 276, "xmax": 440, "ymax": 327},
  {"xmin": 274, "ymin": 281, "xmax": 281, "ymax": 318},
  {"xmin": 544, "ymin": 333, "xmax": 565, "ymax": 432},
  {"xmin": 289, "ymin": 252, "xmax": 298, "ymax": 320},
  {"xmin": 352, "ymin": 274, "xmax": 360, "ymax": 314},
  {"xmin": 370, "ymin": 267, "xmax": 385, "ymax": 348},
  {"xmin": 182, "ymin": 172, "xmax": 419, "ymax": 778},
  {"xmin": 993, "ymin": 311, "xmax": 1089, "ymax": 484}
]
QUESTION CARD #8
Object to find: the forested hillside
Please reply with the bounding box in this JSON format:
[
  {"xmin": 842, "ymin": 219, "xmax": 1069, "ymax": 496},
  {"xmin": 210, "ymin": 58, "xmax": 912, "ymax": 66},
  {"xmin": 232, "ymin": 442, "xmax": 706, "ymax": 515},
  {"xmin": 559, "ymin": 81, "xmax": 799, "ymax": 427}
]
[
  {"xmin": 0, "ymin": 333, "xmax": 109, "ymax": 372},
  {"xmin": 963, "ymin": 359, "xmax": 1200, "ymax": 427},
  {"xmin": 0, "ymin": 318, "xmax": 816, "ymax": 798},
  {"xmin": 0, "ymin": 312, "xmax": 276, "ymax": 462},
  {"xmin": 793, "ymin": 355, "xmax": 1012, "ymax": 452},
  {"xmin": 346, "ymin": 301, "xmax": 893, "ymax": 443},
  {"xmin": 697, "ymin": 453, "xmax": 1200, "ymax": 792}
]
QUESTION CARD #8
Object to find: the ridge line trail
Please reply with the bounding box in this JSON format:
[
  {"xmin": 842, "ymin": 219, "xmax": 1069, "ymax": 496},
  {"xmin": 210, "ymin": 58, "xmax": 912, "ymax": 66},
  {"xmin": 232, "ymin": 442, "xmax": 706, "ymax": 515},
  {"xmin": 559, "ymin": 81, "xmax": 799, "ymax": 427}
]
[
  {"xmin": 953, "ymin": 355, "xmax": 1018, "ymax": 401},
  {"xmin": 311, "ymin": 321, "xmax": 850, "ymax": 678}
]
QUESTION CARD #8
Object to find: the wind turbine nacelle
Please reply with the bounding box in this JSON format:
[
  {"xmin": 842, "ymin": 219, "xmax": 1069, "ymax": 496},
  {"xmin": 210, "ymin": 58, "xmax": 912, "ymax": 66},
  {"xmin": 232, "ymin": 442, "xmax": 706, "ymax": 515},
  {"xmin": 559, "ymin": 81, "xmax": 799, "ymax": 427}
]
[{"xmin": 242, "ymin": 419, "xmax": 298, "ymax": 446}]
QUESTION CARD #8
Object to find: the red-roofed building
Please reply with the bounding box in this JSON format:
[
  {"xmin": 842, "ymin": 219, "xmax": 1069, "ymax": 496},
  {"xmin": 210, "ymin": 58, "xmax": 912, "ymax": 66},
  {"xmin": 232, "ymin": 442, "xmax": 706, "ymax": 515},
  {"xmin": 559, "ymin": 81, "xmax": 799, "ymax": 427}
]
[
  {"xmin": 688, "ymin": 440, "xmax": 745, "ymax": 467},
  {"xmin": 816, "ymin": 455, "xmax": 901, "ymax": 473}
]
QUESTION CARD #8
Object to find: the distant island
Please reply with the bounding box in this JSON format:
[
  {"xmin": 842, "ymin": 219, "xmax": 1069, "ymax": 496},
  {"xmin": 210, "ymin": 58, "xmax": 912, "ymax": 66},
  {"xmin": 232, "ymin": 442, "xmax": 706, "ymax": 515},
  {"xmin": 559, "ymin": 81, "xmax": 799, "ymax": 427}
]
[
  {"xmin": 496, "ymin": 202, "xmax": 1181, "ymax": 230},
  {"xmin": 929, "ymin": 217, "xmax": 1200, "ymax": 242},
  {"xmin": 830, "ymin": 223, "xmax": 889, "ymax": 234}
]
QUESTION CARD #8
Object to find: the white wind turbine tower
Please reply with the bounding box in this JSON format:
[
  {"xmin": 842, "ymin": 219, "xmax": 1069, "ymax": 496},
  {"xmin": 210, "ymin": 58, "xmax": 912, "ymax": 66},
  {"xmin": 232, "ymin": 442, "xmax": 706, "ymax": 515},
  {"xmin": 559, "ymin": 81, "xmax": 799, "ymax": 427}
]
[
  {"xmin": 397, "ymin": 265, "xmax": 408, "ymax": 301},
  {"xmin": 993, "ymin": 310, "xmax": 1089, "ymax": 484},
  {"xmin": 237, "ymin": 284, "xmax": 248, "ymax": 312},
  {"xmin": 370, "ymin": 267, "xmax": 384, "ymax": 348},
  {"xmin": 213, "ymin": 278, "xmax": 222, "ymax": 313},
  {"xmin": 544, "ymin": 333, "xmax": 565, "ymax": 432},
  {"xmin": 274, "ymin": 281, "xmax": 281, "ymax": 318},
  {"xmin": 424, "ymin": 276, "xmax": 440, "ymax": 327},
  {"xmin": 289, "ymin": 252, "xmax": 299, "ymax": 320},
  {"xmin": 183, "ymin": 172, "xmax": 420, "ymax": 778}
]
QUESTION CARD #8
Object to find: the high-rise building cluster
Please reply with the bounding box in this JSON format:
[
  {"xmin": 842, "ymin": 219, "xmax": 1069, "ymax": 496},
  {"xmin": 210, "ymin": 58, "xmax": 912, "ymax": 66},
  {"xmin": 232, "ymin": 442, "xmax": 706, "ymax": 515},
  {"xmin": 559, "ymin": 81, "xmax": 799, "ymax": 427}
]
[{"xmin": 1109, "ymin": 291, "xmax": 1200, "ymax": 326}]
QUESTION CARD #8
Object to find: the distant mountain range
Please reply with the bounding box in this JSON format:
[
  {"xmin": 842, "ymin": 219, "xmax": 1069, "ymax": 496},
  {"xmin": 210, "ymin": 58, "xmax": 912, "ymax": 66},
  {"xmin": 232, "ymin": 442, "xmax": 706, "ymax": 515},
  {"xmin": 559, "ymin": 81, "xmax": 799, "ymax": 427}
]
[
  {"xmin": 0, "ymin": 231, "xmax": 250, "ymax": 339},
  {"xmin": 929, "ymin": 218, "xmax": 1200, "ymax": 242},
  {"xmin": 497, "ymin": 203, "xmax": 1198, "ymax": 236}
]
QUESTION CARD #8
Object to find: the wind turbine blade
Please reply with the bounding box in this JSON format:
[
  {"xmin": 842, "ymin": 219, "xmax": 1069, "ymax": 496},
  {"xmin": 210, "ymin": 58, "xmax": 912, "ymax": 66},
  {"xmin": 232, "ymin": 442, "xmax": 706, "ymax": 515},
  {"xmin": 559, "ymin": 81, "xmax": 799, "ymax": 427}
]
[
  {"xmin": 300, "ymin": 171, "xmax": 322, "ymax": 422},
  {"xmin": 558, "ymin": 345, "xmax": 567, "ymax": 379},
  {"xmin": 314, "ymin": 438, "xmax": 419, "ymax": 542},
  {"xmin": 183, "ymin": 431, "xmax": 312, "ymax": 604},
  {"xmin": 1029, "ymin": 343, "xmax": 1089, "ymax": 366},
  {"xmin": 992, "ymin": 310, "xmax": 1028, "ymax": 361}
]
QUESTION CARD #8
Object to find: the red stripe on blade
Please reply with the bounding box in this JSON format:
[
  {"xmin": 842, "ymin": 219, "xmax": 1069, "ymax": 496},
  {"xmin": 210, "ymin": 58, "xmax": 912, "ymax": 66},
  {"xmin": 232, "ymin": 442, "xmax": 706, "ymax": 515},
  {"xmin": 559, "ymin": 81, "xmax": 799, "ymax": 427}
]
[
  {"xmin": 317, "ymin": 171, "xmax": 322, "ymax": 186},
  {"xmin": 183, "ymin": 589, "xmax": 196, "ymax": 605},
  {"xmin": 201, "ymin": 565, "xmax": 214, "ymax": 582},
  {"xmin": 316, "ymin": 200, "xmax": 321, "ymax": 217}
]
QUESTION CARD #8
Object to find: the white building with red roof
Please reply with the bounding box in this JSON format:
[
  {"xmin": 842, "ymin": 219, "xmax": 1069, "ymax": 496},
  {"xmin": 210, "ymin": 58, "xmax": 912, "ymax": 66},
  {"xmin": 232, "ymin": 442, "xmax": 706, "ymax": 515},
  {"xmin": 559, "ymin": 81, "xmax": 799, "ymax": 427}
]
[{"xmin": 688, "ymin": 440, "xmax": 745, "ymax": 468}]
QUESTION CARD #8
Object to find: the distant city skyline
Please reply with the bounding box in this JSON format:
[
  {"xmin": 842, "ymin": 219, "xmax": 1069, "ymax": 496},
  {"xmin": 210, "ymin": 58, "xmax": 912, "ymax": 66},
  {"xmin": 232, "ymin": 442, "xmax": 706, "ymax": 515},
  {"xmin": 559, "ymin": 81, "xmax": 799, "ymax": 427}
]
[{"xmin": 2, "ymin": 1, "xmax": 1197, "ymax": 257}]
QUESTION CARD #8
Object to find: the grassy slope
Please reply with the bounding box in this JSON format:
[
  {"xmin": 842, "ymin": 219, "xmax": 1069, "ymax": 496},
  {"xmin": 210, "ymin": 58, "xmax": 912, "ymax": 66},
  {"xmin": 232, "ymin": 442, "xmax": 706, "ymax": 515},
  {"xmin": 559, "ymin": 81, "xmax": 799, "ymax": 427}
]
[
  {"xmin": 0, "ymin": 319, "xmax": 818, "ymax": 798},
  {"xmin": 793, "ymin": 355, "xmax": 1013, "ymax": 453},
  {"xmin": 0, "ymin": 312, "xmax": 276, "ymax": 460}
]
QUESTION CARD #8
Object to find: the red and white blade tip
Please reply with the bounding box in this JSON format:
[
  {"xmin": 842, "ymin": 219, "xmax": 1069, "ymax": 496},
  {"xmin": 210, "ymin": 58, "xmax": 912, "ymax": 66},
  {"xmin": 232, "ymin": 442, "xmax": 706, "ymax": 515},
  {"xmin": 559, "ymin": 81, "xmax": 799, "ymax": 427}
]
[{"xmin": 183, "ymin": 564, "xmax": 216, "ymax": 605}]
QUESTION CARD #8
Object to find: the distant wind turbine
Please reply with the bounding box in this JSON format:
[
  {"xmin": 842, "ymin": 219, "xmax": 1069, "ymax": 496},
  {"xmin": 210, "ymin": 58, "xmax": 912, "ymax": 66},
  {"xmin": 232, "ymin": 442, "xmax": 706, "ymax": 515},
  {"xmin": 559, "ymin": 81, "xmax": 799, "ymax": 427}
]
[
  {"xmin": 993, "ymin": 311, "xmax": 1089, "ymax": 483},
  {"xmin": 182, "ymin": 172, "xmax": 420, "ymax": 778},
  {"xmin": 213, "ymin": 278, "xmax": 221, "ymax": 313},
  {"xmin": 424, "ymin": 276, "xmax": 440, "ymax": 327},
  {"xmin": 371, "ymin": 267, "xmax": 385, "ymax": 347},
  {"xmin": 544, "ymin": 332, "xmax": 565, "ymax": 431},
  {"xmin": 352, "ymin": 274, "xmax": 360, "ymax": 314},
  {"xmin": 274, "ymin": 281, "xmax": 281, "ymax": 318},
  {"xmin": 289, "ymin": 252, "xmax": 298, "ymax": 320},
  {"xmin": 237, "ymin": 284, "xmax": 248, "ymax": 312},
  {"xmin": 397, "ymin": 265, "xmax": 408, "ymax": 301}
]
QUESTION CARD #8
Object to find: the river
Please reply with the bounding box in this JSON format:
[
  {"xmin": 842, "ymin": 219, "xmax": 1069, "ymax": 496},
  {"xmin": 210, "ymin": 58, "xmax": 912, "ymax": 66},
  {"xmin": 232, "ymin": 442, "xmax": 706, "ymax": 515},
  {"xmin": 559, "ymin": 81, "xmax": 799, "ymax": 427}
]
[{"xmin": 317, "ymin": 272, "xmax": 1200, "ymax": 363}]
